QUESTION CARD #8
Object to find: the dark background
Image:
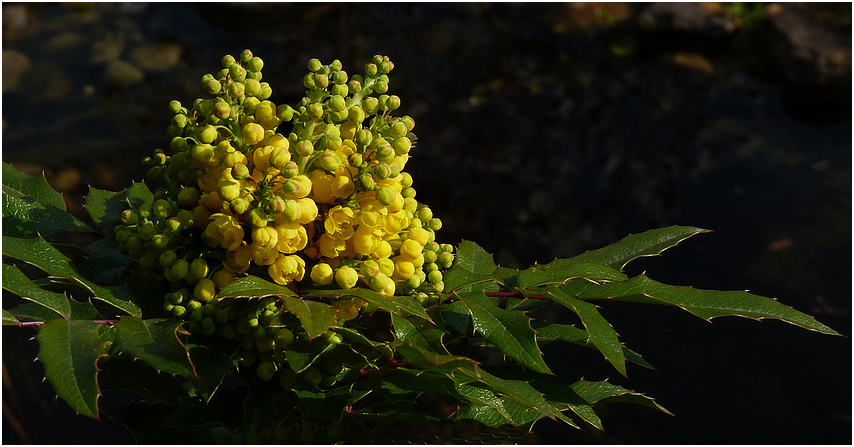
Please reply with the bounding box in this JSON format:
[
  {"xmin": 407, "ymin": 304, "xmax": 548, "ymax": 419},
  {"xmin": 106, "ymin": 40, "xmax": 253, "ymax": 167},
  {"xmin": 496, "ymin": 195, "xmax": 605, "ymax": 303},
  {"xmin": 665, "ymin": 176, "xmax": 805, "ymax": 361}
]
[{"xmin": 2, "ymin": 3, "xmax": 851, "ymax": 444}]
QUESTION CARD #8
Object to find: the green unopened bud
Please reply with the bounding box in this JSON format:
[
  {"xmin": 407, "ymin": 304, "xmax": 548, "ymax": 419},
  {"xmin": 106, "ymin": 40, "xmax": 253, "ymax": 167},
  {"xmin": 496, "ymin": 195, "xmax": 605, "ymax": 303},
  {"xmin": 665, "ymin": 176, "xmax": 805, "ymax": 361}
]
[
  {"xmin": 278, "ymin": 199, "xmax": 300, "ymax": 222},
  {"xmin": 335, "ymin": 266, "xmax": 358, "ymax": 289},
  {"xmin": 229, "ymin": 197, "xmax": 249, "ymax": 215},
  {"xmin": 347, "ymin": 106, "xmax": 365, "ymax": 124},
  {"xmin": 159, "ymin": 250, "xmax": 178, "ymax": 268},
  {"xmin": 319, "ymin": 153, "xmax": 341, "ymax": 171},
  {"xmin": 240, "ymin": 49, "xmax": 253, "ymax": 63},
  {"xmin": 258, "ymin": 82, "xmax": 272, "ymax": 100},
  {"xmin": 198, "ymin": 126, "xmax": 217, "ymax": 144},
  {"xmin": 196, "ymin": 99, "xmax": 215, "ymax": 116},
  {"xmin": 438, "ymin": 251, "xmax": 454, "ymax": 269},
  {"xmin": 177, "ymin": 209, "xmax": 194, "ymax": 228},
  {"xmin": 315, "ymin": 74, "xmax": 329, "ymax": 89},
  {"xmin": 373, "ymin": 164, "xmax": 391, "ymax": 181},
  {"xmin": 328, "ymin": 95, "xmax": 346, "ymax": 112},
  {"xmin": 332, "ymin": 70, "xmax": 347, "ymax": 85},
  {"xmin": 276, "ymin": 104, "xmax": 294, "ymax": 121},
  {"xmin": 306, "ymin": 103, "xmax": 323, "ymax": 120},
  {"xmin": 151, "ymin": 233, "xmax": 170, "ymax": 250},
  {"xmin": 231, "ymin": 163, "xmax": 250, "ymax": 180},
  {"xmin": 166, "ymin": 125, "xmax": 182, "ymax": 138},
  {"xmin": 121, "ymin": 209, "xmax": 139, "ymax": 225},
  {"xmin": 406, "ymin": 274, "xmax": 422, "ymax": 289},
  {"xmin": 172, "ymin": 114, "xmax": 188, "ymax": 129},
  {"xmin": 401, "ymin": 187, "xmax": 416, "ymax": 199},
  {"xmin": 355, "ymin": 128, "xmax": 373, "ymax": 147},
  {"xmin": 192, "ymin": 143, "xmax": 215, "ymax": 164},
  {"xmin": 248, "ymin": 208, "xmax": 267, "ymax": 229},
  {"xmin": 376, "ymin": 186, "xmax": 396, "ymax": 206},
  {"xmin": 170, "ymin": 136, "xmax": 187, "ymax": 152},
  {"xmin": 139, "ymin": 222, "xmax": 156, "ymax": 240},
  {"xmin": 375, "ymin": 142, "xmax": 394, "ymax": 162},
  {"xmin": 359, "ymin": 173, "xmax": 376, "ymax": 190},
  {"xmin": 280, "ymin": 161, "xmax": 299, "ymax": 178},
  {"xmin": 365, "ymin": 63, "xmax": 378, "ymax": 77},
  {"xmin": 429, "ymin": 218, "xmax": 443, "ymax": 231},
  {"xmin": 247, "ymin": 56, "xmax": 264, "ymax": 72},
  {"xmin": 348, "ymin": 153, "xmax": 363, "ymax": 168},
  {"xmin": 229, "ymin": 63, "xmax": 247, "ymax": 82},
  {"xmin": 214, "ymin": 101, "xmax": 231, "ymax": 119},
  {"xmin": 387, "ymin": 95, "xmax": 401, "ymax": 111},
  {"xmin": 243, "ymin": 96, "xmax": 260, "ymax": 115},
  {"xmin": 165, "ymin": 217, "xmax": 182, "ymax": 233},
  {"xmin": 205, "ymin": 79, "xmax": 222, "ymax": 95},
  {"xmin": 428, "ymin": 270, "xmax": 443, "ymax": 284},
  {"xmin": 190, "ymin": 258, "xmax": 209, "ymax": 279},
  {"xmin": 374, "ymin": 82, "xmax": 389, "ymax": 94},
  {"xmin": 295, "ymin": 140, "xmax": 314, "ymax": 157},
  {"xmin": 244, "ymin": 78, "xmax": 261, "ymax": 97},
  {"xmin": 348, "ymin": 80, "xmax": 362, "ymax": 95},
  {"xmin": 390, "ymin": 121, "xmax": 407, "ymax": 138},
  {"xmin": 392, "ymin": 137, "xmax": 411, "ymax": 155},
  {"xmin": 269, "ymin": 146, "xmax": 290, "ymax": 169},
  {"xmin": 303, "ymin": 73, "xmax": 316, "ymax": 89},
  {"xmin": 362, "ymin": 97, "xmax": 379, "ymax": 115},
  {"xmin": 228, "ymin": 81, "xmax": 245, "ymax": 98},
  {"xmin": 115, "ymin": 229, "xmax": 133, "ymax": 243},
  {"xmin": 154, "ymin": 199, "xmax": 172, "ymax": 219},
  {"xmin": 138, "ymin": 203, "xmax": 153, "ymax": 219},
  {"xmin": 369, "ymin": 273, "xmax": 389, "ymax": 292},
  {"xmin": 221, "ymin": 54, "xmax": 236, "ymax": 68},
  {"xmin": 168, "ymin": 100, "xmax": 182, "ymax": 114},
  {"xmin": 307, "ymin": 58, "xmax": 322, "ymax": 72}
]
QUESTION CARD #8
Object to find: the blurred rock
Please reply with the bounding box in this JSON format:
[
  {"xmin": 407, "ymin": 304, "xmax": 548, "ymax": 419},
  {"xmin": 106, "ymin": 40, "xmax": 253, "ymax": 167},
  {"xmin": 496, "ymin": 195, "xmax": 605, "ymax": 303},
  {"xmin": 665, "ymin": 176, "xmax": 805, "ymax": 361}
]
[
  {"xmin": 2, "ymin": 50, "xmax": 32, "ymax": 92},
  {"xmin": 669, "ymin": 52, "xmax": 714, "ymax": 74},
  {"xmin": 2, "ymin": 4, "xmax": 37, "ymax": 41},
  {"xmin": 106, "ymin": 60, "xmax": 144, "ymax": 88},
  {"xmin": 554, "ymin": 3, "xmax": 631, "ymax": 32},
  {"xmin": 131, "ymin": 43, "xmax": 182, "ymax": 72},
  {"xmin": 639, "ymin": 2, "xmax": 737, "ymax": 42},
  {"xmin": 47, "ymin": 32, "xmax": 85, "ymax": 51},
  {"xmin": 91, "ymin": 33, "xmax": 125, "ymax": 64},
  {"xmin": 46, "ymin": 167, "xmax": 82, "ymax": 192}
]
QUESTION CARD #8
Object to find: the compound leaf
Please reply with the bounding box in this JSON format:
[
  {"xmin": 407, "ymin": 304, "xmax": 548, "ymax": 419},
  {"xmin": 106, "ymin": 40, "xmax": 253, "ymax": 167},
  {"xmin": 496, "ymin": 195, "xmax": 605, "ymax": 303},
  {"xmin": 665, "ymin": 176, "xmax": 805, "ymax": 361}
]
[
  {"xmin": 281, "ymin": 296, "xmax": 338, "ymax": 340},
  {"xmin": 3, "ymin": 262, "xmax": 71, "ymax": 318},
  {"xmin": 113, "ymin": 317, "xmax": 195, "ymax": 377},
  {"xmin": 564, "ymin": 226, "xmax": 708, "ymax": 272},
  {"xmin": 569, "ymin": 379, "xmax": 671, "ymax": 415}
]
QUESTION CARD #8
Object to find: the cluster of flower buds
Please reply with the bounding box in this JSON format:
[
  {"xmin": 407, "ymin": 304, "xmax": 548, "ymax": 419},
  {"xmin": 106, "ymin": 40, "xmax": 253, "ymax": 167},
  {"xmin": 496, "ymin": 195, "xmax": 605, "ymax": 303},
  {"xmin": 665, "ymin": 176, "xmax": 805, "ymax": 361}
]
[{"xmin": 117, "ymin": 51, "xmax": 454, "ymax": 344}]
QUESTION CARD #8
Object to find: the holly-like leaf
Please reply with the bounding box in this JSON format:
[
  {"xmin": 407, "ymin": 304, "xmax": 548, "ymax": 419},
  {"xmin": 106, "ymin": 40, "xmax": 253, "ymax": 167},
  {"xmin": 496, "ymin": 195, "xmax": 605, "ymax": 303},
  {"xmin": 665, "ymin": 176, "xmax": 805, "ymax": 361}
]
[
  {"xmin": 455, "ymin": 240, "xmax": 499, "ymax": 275},
  {"xmin": 453, "ymin": 384, "xmax": 514, "ymax": 426},
  {"xmin": 439, "ymin": 300, "xmax": 473, "ymax": 335},
  {"xmin": 392, "ymin": 339, "xmax": 480, "ymax": 375},
  {"xmin": 530, "ymin": 375, "xmax": 603, "ymax": 431},
  {"xmin": 456, "ymin": 290, "xmax": 552, "ymax": 375},
  {"xmin": 542, "ymin": 285, "xmax": 627, "ymax": 377},
  {"xmin": 281, "ymin": 296, "xmax": 337, "ymax": 339},
  {"xmin": 456, "ymin": 367, "xmax": 577, "ymax": 428},
  {"xmin": 84, "ymin": 186, "xmax": 127, "ymax": 228},
  {"xmin": 564, "ymin": 226, "xmax": 709, "ymax": 272},
  {"xmin": 354, "ymin": 369, "xmax": 450, "ymax": 402},
  {"xmin": 36, "ymin": 319, "xmax": 110, "ymax": 419},
  {"xmin": 2, "ymin": 162, "xmax": 91, "ymax": 237},
  {"xmin": 3, "ymin": 262, "xmax": 71, "ymax": 318},
  {"xmin": 97, "ymin": 356, "xmax": 189, "ymax": 406},
  {"xmin": 284, "ymin": 336, "xmax": 336, "ymax": 373},
  {"xmin": 572, "ymin": 275, "xmax": 839, "ymax": 335},
  {"xmin": 533, "ymin": 322, "xmax": 654, "ymax": 370},
  {"xmin": 216, "ymin": 275, "xmax": 297, "ymax": 299},
  {"xmin": 294, "ymin": 388, "xmax": 351, "ymax": 420},
  {"xmin": 391, "ymin": 313, "xmax": 447, "ymax": 354},
  {"xmin": 442, "ymin": 240, "xmax": 501, "ymax": 292},
  {"xmin": 516, "ymin": 261, "xmax": 627, "ymax": 290},
  {"xmin": 569, "ymin": 379, "xmax": 671, "ymax": 415},
  {"xmin": 2, "ymin": 236, "xmax": 141, "ymax": 316},
  {"xmin": 457, "ymin": 395, "xmax": 543, "ymax": 429},
  {"xmin": 3, "ymin": 308, "xmax": 20, "ymax": 326},
  {"xmin": 124, "ymin": 181, "xmax": 153, "ymax": 209},
  {"xmin": 186, "ymin": 338, "xmax": 238, "ymax": 402},
  {"xmin": 307, "ymin": 287, "xmax": 431, "ymax": 322},
  {"xmin": 113, "ymin": 317, "xmax": 195, "ymax": 377}
]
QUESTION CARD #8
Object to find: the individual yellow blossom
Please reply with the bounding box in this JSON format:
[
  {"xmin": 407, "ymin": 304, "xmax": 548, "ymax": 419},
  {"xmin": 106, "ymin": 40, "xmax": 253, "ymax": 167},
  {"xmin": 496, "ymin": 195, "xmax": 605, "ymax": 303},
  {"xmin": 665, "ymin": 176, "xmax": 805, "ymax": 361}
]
[
  {"xmin": 317, "ymin": 233, "xmax": 347, "ymax": 258},
  {"xmin": 223, "ymin": 150, "xmax": 248, "ymax": 169},
  {"xmin": 391, "ymin": 154, "xmax": 409, "ymax": 170},
  {"xmin": 353, "ymin": 226, "xmax": 383, "ymax": 256},
  {"xmin": 252, "ymin": 226, "xmax": 278, "ymax": 250},
  {"xmin": 194, "ymin": 278, "xmax": 217, "ymax": 302},
  {"xmin": 226, "ymin": 241, "xmax": 252, "ymax": 273},
  {"xmin": 268, "ymin": 254, "xmax": 305, "ymax": 285},
  {"xmin": 373, "ymin": 240, "xmax": 393, "ymax": 259},
  {"xmin": 323, "ymin": 205, "xmax": 358, "ymax": 240},
  {"xmin": 380, "ymin": 279, "xmax": 395, "ymax": 297},
  {"xmin": 296, "ymin": 198, "xmax": 318, "ymax": 224},
  {"xmin": 384, "ymin": 210, "xmax": 410, "ymax": 235},
  {"xmin": 331, "ymin": 170, "xmax": 355, "ymax": 198},
  {"xmin": 399, "ymin": 238, "xmax": 423, "ymax": 261},
  {"xmin": 282, "ymin": 175, "xmax": 312, "ymax": 200},
  {"xmin": 377, "ymin": 258, "xmax": 395, "ymax": 277},
  {"xmin": 205, "ymin": 213, "xmax": 245, "ymax": 251},
  {"xmin": 386, "ymin": 193, "xmax": 405, "ymax": 214},
  {"xmin": 310, "ymin": 262, "xmax": 334, "ymax": 285},
  {"xmin": 339, "ymin": 122, "xmax": 357, "ymax": 141},
  {"xmin": 407, "ymin": 227, "xmax": 431, "ymax": 246},
  {"xmin": 199, "ymin": 166, "xmax": 227, "ymax": 193},
  {"xmin": 275, "ymin": 221, "xmax": 308, "ymax": 254},
  {"xmin": 200, "ymin": 192, "xmax": 224, "ymax": 213},
  {"xmin": 411, "ymin": 253, "xmax": 425, "ymax": 268},
  {"xmin": 250, "ymin": 243, "xmax": 279, "ymax": 266},
  {"xmin": 309, "ymin": 169, "xmax": 335, "ymax": 203},
  {"xmin": 359, "ymin": 199, "xmax": 387, "ymax": 229},
  {"xmin": 392, "ymin": 260, "xmax": 415, "ymax": 281},
  {"xmin": 260, "ymin": 133, "xmax": 289, "ymax": 149}
]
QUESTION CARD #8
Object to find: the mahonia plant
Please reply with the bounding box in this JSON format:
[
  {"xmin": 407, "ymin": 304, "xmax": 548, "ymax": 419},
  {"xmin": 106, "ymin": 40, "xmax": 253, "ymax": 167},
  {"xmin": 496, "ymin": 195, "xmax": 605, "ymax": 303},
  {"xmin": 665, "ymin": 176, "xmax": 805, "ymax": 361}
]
[{"xmin": 1, "ymin": 50, "xmax": 839, "ymax": 444}]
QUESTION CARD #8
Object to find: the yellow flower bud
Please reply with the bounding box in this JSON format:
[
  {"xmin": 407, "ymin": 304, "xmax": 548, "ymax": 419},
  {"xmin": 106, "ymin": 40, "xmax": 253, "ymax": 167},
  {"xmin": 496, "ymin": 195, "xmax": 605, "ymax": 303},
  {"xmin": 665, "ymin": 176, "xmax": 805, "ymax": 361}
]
[
  {"xmin": 242, "ymin": 123, "xmax": 265, "ymax": 146},
  {"xmin": 399, "ymin": 239, "xmax": 423, "ymax": 261},
  {"xmin": 407, "ymin": 227, "xmax": 430, "ymax": 246},
  {"xmin": 335, "ymin": 265, "xmax": 358, "ymax": 289},
  {"xmin": 309, "ymin": 169, "xmax": 335, "ymax": 204},
  {"xmin": 275, "ymin": 222, "xmax": 308, "ymax": 254},
  {"xmin": 252, "ymin": 226, "xmax": 278, "ymax": 251},
  {"xmin": 212, "ymin": 269, "xmax": 237, "ymax": 289},
  {"xmin": 392, "ymin": 260, "xmax": 415, "ymax": 281},
  {"xmin": 317, "ymin": 233, "xmax": 346, "ymax": 258},
  {"xmin": 310, "ymin": 263, "xmax": 334, "ymax": 285},
  {"xmin": 226, "ymin": 242, "xmax": 252, "ymax": 273},
  {"xmin": 374, "ymin": 240, "xmax": 393, "ymax": 259},
  {"xmin": 194, "ymin": 278, "xmax": 217, "ymax": 302},
  {"xmin": 353, "ymin": 226, "xmax": 382, "ymax": 255},
  {"xmin": 205, "ymin": 213, "xmax": 245, "ymax": 251},
  {"xmin": 377, "ymin": 258, "xmax": 395, "ymax": 277},
  {"xmin": 296, "ymin": 198, "xmax": 318, "ymax": 224}
]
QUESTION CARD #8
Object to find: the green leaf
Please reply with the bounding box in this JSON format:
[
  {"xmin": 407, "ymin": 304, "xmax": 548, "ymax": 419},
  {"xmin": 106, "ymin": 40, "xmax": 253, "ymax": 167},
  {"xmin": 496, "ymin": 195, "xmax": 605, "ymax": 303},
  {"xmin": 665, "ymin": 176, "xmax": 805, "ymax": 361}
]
[
  {"xmin": 2, "ymin": 163, "xmax": 91, "ymax": 237},
  {"xmin": 391, "ymin": 313, "xmax": 447, "ymax": 354},
  {"xmin": 569, "ymin": 379, "xmax": 671, "ymax": 415},
  {"xmin": 565, "ymin": 226, "xmax": 709, "ymax": 272},
  {"xmin": 453, "ymin": 384, "xmax": 514, "ymax": 426},
  {"xmin": 243, "ymin": 378, "xmax": 298, "ymax": 432},
  {"xmin": 97, "ymin": 356, "xmax": 189, "ymax": 406},
  {"xmin": 6, "ymin": 302, "xmax": 66, "ymax": 323},
  {"xmin": 3, "ymin": 162, "xmax": 67, "ymax": 209},
  {"xmin": 335, "ymin": 326, "xmax": 393, "ymax": 359},
  {"xmin": 392, "ymin": 339, "xmax": 480, "ymax": 375},
  {"xmin": 112, "ymin": 317, "xmax": 195, "ymax": 377},
  {"xmin": 542, "ymin": 286, "xmax": 627, "ymax": 377},
  {"xmin": 354, "ymin": 370, "xmax": 450, "ymax": 402},
  {"xmin": 530, "ymin": 375, "xmax": 603, "ymax": 430},
  {"xmin": 2, "ymin": 236, "xmax": 141, "ymax": 316},
  {"xmin": 307, "ymin": 287, "xmax": 431, "ymax": 322},
  {"xmin": 456, "ymin": 367, "xmax": 577, "ymax": 428},
  {"xmin": 124, "ymin": 181, "xmax": 153, "ymax": 209},
  {"xmin": 516, "ymin": 261, "xmax": 627, "ymax": 290},
  {"xmin": 83, "ymin": 186, "xmax": 127, "ymax": 227},
  {"xmin": 3, "ymin": 308, "xmax": 19, "ymax": 325},
  {"xmin": 186, "ymin": 338, "xmax": 238, "ymax": 402},
  {"xmin": 439, "ymin": 300, "xmax": 473, "ymax": 335},
  {"xmin": 572, "ymin": 275, "xmax": 839, "ymax": 335},
  {"xmin": 162, "ymin": 387, "xmax": 246, "ymax": 429},
  {"xmin": 280, "ymin": 296, "xmax": 338, "ymax": 339},
  {"xmin": 294, "ymin": 388, "xmax": 351, "ymax": 420},
  {"xmin": 457, "ymin": 396, "xmax": 543, "ymax": 428},
  {"xmin": 3, "ymin": 263, "xmax": 72, "ymax": 318},
  {"xmin": 534, "ymin": 322, "xmax": 655, "ymax": 370},
  {"xmin": 36, "ymin": 319, "xmax": 110, "ymax": 418},
  {"xmin": 455, "ymin": 240, "xmax": 499, "ymax": 275},
  {"xmin": 456, "ymin": 290, "xmax": 552, "ymax": 374},
  {"xmin": 442, "ymin": 268, "xmax": 500, "ymax": 292},
  {"xmin": 216, "ymin": 274, "xmax": 297, "ymax": 298},
  {"xmin": 285, "ymin": 336, "xmax": 336, "ymax": 373}
]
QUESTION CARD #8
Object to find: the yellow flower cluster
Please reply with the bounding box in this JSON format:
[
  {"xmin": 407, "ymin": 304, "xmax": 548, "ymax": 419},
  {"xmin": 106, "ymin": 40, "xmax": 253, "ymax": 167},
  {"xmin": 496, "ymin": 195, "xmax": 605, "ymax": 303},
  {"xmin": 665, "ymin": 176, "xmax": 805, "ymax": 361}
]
[{"xmin": 131, "ymin": 51, "xmax": 452, "ymax": 307}]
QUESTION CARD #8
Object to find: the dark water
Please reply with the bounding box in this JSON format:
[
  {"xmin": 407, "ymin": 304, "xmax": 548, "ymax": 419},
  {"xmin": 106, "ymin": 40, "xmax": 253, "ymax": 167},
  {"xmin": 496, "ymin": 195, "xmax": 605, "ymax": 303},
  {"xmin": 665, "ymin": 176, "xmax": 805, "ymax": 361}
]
[{"xmin": 3, "ymin": 3, "xmax": 850, "ymax": 444}]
